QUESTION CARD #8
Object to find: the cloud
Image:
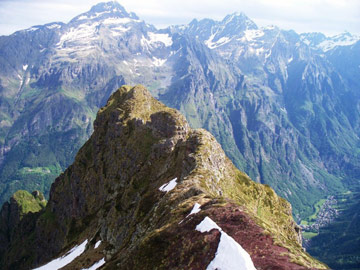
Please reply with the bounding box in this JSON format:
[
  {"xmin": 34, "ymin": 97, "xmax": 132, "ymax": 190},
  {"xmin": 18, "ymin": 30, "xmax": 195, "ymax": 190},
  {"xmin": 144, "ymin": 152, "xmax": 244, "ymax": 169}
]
[{"xmin": 0, "ymin": 0, "xmax": 359, "ymax": 36}]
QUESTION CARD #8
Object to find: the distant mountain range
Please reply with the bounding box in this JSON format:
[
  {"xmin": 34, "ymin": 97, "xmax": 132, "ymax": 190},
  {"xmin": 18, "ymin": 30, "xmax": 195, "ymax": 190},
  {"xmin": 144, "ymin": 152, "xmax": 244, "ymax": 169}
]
[{"xmin": 0, "ymin": 2, "xmax": 359, "ymax": 267}]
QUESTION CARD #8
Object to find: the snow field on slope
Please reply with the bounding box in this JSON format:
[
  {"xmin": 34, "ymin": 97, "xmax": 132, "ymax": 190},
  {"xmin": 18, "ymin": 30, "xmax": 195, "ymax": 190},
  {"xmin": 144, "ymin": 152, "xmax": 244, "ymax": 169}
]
[
  {"xmin": 196, "ymin": 216, "xmax": 257, "ymax": 270},
  {"xmin": 32, "ymin": 240, "xmax": 88, "ymax": 270},
  {"xmin": 81, "ymin": 258, "xmax": 106, "ymax": 270}
]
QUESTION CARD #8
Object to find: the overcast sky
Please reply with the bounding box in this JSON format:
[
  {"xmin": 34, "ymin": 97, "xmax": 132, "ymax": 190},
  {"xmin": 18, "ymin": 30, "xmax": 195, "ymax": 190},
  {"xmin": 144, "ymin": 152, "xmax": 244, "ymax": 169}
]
[{"xmin": 0, "ymin": 0, "xmax": 359, "ymax": 36}]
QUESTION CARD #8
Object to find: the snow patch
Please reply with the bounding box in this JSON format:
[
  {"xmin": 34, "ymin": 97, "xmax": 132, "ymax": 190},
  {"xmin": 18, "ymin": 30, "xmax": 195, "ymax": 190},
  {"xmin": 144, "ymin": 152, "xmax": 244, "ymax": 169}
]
[
  {"xmin": 255, "ymin": 47, "xmax": 264, "ymax": 56},
  {"xmin": 206, "ymin": 35, "xmax": 231, "ymax": 49},
  {"xmin": 77, "ymin": 15, "xmax": 88, "ymax": 20},
  {"xmin": 112, "ymin": 25, "xmax": 130, "ymax": 32},
  {"xmin": 152, "ymin": 57, "xmax": 166, "ymax": 67},
  {"xmin": 27, "ymin": 27, "xmax": 39, "ymax": 32},
  {"xmin": 102, "ymin": 17, "xmax": 136, "ymax": 25},
  {"xmin": 302, "ymin": 39, "xmax": 310, "ymax": 46},
  {"xmin": 94, "ymin": 240, "xmax": 101, "ymax": 249},
  {"xmin": 196, "ymin": 216, "xmax": 221, "ymax": 233},
  {"xmin": 243, "ymin": 29, "xmax": 264, "ymax": 41},
  {"xmin": 33, "ymin": 240, "xmax": 88, "ymax": 270},
  {"xmin": 205, "ymin": 33, "xmax": 216, "ymax": 47},
  {"xmin": 81, "ymin": 258, "xmax": 105, "ymax": 270},
  {"xmin": 318, "ymin": 33, "xmax": 360, "ymax": 51},
  {"xmin": 56, "ymin": 22, "xmax": 100, "ymax": 47},
  {"xmin": 17, "ymin": 74, "xmax": 23, "ymax": 89},
  {"xmin": 189, "ymin": 203, "xmax": 201, "ymax": 216},
  {"xmin": 196, "ymin": 217, "xmax": 256, "ymax": 270},
  {"xmin": 147, "ymin": 32, "xmax": 173, "ymax": 46},
  {"xmin": 110, "ymin": 26, "xmax": 130, "ymax": 37},
  {"xmin": 179, "ymin": 203, "xmax": 202, "ymax": 224},
  {"xmin": 87, "ymin": 11, "xmax": 112, "ymax": 19},
  {"xmin": 22, "ymin": 64, "xmax": 28, "ymax": 71},
  {"xmin": 47, "ymin": 24, "xmax": 61, "ymax": 29},
  {"xmin": 159, "ymin": 178, "xmax": 177, "ymax": 192}
]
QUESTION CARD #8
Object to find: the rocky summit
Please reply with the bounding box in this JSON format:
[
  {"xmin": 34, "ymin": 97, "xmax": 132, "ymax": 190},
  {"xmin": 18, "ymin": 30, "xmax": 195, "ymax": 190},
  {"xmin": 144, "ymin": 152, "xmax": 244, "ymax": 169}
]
[{"xmin": 0, "ymin": 85, "xmax": 325, "ymax": 269}]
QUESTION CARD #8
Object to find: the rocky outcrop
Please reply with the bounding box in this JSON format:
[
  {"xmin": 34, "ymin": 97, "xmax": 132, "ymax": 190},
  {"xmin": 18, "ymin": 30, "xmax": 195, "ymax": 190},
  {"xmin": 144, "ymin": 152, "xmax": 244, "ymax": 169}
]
[
  {"xmin": 0, "ymin": 190, "xmax": 46, "ymax": 259},
  {"xmin": 0, "ymin": 85, "xmax": 326, "ymax": 269}
]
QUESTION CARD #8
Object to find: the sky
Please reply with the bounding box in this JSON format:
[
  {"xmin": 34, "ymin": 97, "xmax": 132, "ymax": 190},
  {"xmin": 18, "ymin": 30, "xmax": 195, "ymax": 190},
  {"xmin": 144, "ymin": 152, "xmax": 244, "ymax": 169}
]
[{"xmin": 0, "ymin": 0, "xmax": 359, "ymax": 36}]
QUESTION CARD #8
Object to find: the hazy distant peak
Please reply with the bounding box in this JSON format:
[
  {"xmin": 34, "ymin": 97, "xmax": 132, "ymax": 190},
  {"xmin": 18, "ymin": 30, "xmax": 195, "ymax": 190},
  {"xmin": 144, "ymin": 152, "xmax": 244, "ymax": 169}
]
[
  {"xmin": 300, "ymin": 30, "xmax": 360, "ymax": 51},
  {"xmin": 223, "ymin": 12, "xmax": 249, "ymax": 21},
  {"xmin": 222, "ymin": 12, "xmax": 258, "ymax": 30},
  {"xmin": 70, "ymin": 1, "xmax": 139, "ymax": 23},
  {"xmin": 89, "ymin": 1, "xmax": 127, "ymax": 13}
]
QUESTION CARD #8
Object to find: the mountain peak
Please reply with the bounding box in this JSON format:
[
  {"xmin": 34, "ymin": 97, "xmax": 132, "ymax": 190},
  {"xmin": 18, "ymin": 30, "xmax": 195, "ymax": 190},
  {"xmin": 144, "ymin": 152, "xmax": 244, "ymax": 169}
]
[
  {"xmin": 301, "ymin": 30, "xmax": 360, "ymax": 51},
  {"xmin": 89, "ymin": 1, "xmax": 126, "ymax": 13},
  {"xmin": 71, "ymin": 1, "xmax": 139, "ymax": 23},
  {"xmin": 222, "ymin": 12, "xmax": 257, "ymax": 30},
  {"xmin": 226, "ymin": 11, "xmax": 248, "ymax": 19}
]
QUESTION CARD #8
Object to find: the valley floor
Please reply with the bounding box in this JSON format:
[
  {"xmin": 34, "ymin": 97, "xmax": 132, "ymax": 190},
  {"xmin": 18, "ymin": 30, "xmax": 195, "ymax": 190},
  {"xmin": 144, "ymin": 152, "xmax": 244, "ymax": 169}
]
[{"xmin": 301, "ymin": 186, "xmax": 360, "ymax": 269}]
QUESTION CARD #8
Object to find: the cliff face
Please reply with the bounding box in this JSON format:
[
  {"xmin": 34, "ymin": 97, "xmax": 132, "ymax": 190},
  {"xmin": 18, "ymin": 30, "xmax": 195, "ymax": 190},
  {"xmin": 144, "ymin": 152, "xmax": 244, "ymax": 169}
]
[{"xmin": 0, "ymin": 85, "xmax": 326, "ymax": 269}]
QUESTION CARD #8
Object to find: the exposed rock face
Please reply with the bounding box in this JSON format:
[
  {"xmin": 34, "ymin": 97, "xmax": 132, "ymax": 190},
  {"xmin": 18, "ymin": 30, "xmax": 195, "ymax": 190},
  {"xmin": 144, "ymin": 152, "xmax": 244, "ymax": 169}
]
[{"xmin": 0, "ymin": 85, "xmax": 326, "ymax": 269}]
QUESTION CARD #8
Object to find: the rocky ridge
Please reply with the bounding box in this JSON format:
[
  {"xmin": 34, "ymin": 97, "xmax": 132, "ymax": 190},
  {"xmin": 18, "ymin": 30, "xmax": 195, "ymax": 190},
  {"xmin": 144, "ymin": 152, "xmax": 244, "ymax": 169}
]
[
  {"xmin": 0, "ymin": 85, "xmax": 326, "ymax": 269},
  {"xmin": 0, "ymin": 2, "xmax": 359, "ymax": 223}
]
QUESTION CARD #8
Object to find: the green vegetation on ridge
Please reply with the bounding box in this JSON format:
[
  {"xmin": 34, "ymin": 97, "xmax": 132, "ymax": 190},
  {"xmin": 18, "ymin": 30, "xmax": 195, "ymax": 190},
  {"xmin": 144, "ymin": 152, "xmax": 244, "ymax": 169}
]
[{"xmin": 12, "ymin": 190, "xmax": 47, "ymax": 217}]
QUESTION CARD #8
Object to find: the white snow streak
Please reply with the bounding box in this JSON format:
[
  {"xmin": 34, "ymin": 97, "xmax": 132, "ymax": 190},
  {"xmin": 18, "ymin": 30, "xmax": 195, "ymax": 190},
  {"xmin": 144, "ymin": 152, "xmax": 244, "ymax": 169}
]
[
  {"xmin": 189, "ymin": 203, "xmax": 201, "ymax": 216},
  {"xmin": 243, "ymin": 29, "xmax": 264, "ymax": 41},
  {"xmin": 81, "ymin": 258, "xmax": 105, "ymax": 270},
  {"xmin": 22, "ymin": 64, "xmax": 28, "ymax": 71},
  {"xmin": 33, "ymin": 240, "xmax": 88, "ymax": 270},
  {"xmin": 179, "ymin": 203, "xmax": 202, "ymax": 224},
  {"xmin": 159, "ymin": 178, "xmax": 177, "ymax": 192},
  {"xmin": 94, "ymin": 240, "xmax": 101, "ymax": 249},
  {"xmin": 17, "ymin": 74, "xmax": 23, "ymax": 89},
  {"xmin": 205, "ymin": 35, "xmax": 231, "ymax": 49},
  {"xmin": 196, "ymin": 217, "xmax": 256, "ymax": 270}
]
